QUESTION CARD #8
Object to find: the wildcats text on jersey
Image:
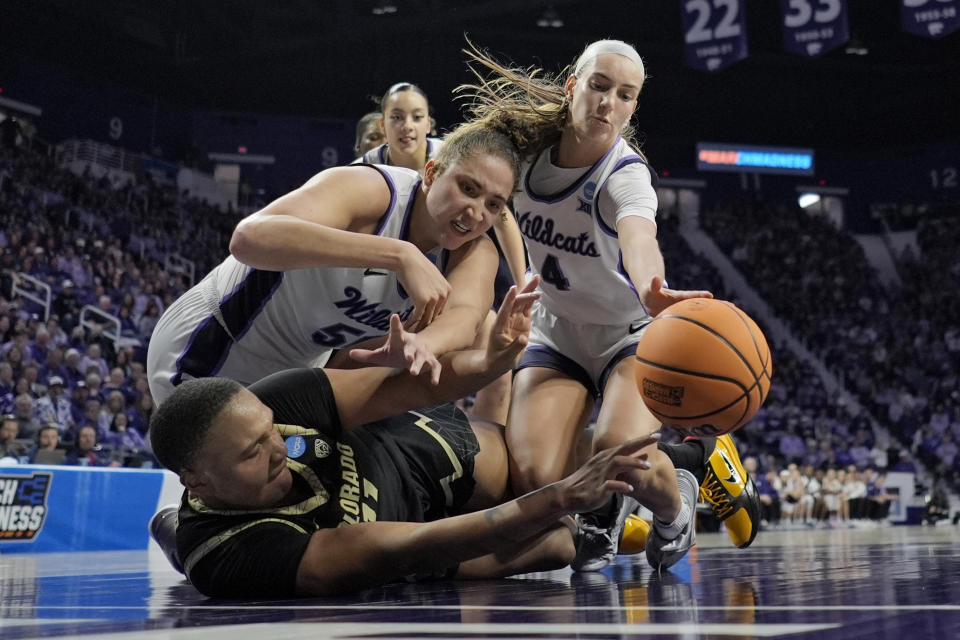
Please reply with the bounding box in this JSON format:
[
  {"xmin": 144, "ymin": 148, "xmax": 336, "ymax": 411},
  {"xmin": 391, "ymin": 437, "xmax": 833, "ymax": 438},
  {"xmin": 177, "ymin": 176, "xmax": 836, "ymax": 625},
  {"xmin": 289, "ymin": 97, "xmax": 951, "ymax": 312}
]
[
  {"xmin": 0, "ymin": 472, "xmax": 52, "ymax": 540},
  {"xmin": 333, "ymin": 286, "xmax": 414, "ymax": 331},
  {"xmin": 516, "ymin": 211, "xmax": 600, "ymax": 257}
]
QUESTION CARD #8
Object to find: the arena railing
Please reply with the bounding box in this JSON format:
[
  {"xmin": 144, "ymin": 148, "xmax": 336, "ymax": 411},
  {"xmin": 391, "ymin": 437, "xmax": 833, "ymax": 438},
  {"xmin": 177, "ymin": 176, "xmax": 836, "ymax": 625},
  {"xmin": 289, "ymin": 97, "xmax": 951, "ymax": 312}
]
[
  {"xmin": 79, "ymin": 305, "xmax": 124, "ymax": 350},
  {"xmin": 164, "ymin": 253, "xmax": 196, "ymax": 288},
  {"xmin": 11, "ymin": 271, "xmax": 52, "ymax": 321}
]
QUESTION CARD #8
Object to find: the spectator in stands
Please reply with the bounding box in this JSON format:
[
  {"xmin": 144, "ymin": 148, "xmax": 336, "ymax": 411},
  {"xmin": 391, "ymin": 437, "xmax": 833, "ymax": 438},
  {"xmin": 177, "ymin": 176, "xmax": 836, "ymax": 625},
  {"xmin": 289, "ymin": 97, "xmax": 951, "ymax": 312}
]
[
  {"xmin": 26, "ymin": 424, "xmax": 62, "ymax": 463},
  {"xmin": 137, "ymin": 300, "xmax": 161, "ymax": 339},
  {"xmin": 820, "ymin": 468, "xmax": 844, "ymax": 526},
  {"xmin": 84, "ymin": 372, "xmax": 104, "ymax": 403},
  {"xmin": 0, "ymin": 361, "xmax": 13, "ymax": 397},
  {"xmin": 127, "ymin": 391, "xmax": 153, "ymax": 435},
  {"xmin": 12, "ymin": 393, "xmax": 41, "ymax": 440},
  {"xmin": 104, "ymin": 410, "xmax": 146, "ymax": 452},
  {"xmin": 64, "ymin": 424, "xmax": 103, "ymax": 466},
  {"xmin": 76, "ymin": 398, "xmax": 104, "ymax": 438},
  {"xmin": 937, "ymin": 432, "xmax": 958, "ymax": 468},
  {"xmin": 80, "ymin": 343, "xmax": 109, "ymax": 379},
  {"xmin": 53, "ymin": 280, "xmax": 81, "ymax": 329},
  {"xmin": 3, "ymin": 343, "xmax": 24, "ymax": 379},
  {"xmin": 21, "ymin": 362, "xmax": 45, "ymax": 397},
  {"xmin": 0, "ymin": 414, "xmax": 25, "ymax": 459},
  {"xmin": 133, "ymin": 281, "xmax": 164, "ymax": 320},
  {"xmin": 45, "ymin": 316, "xmax": 67, "ymax": 348},
  {"xmin": 68, "ymin": 381, "xmax": 89, "ymax": 427},
  {"xmin": 779, "ymin": 423, "xmax": 806, "ymax": 464},
  {"xmin": 102, "ymin": 366, "xmax": 130, "ymax": 400},
  {"xmin": 745, "ymin": 456, "xmax": 779, "ymax": 527},
  {"xmin": 63, "ymin": 347, "xmax": 84, "ymax": 388},
  {"xmin": 34, "ymin": 376, "xmax": 73, "ymax": 433},
  {"xmin": 844, "ymin": 466, "xmax": 868, "ymax": 520},
  {"xmin": 117, "ymin": 305, "xmax": 139, "ymax": 340},
  {"xmin": 867, "ymin": 471, "xmax": 895, "ymax": 522},
  {"xmin": 44, "ymin": 344, "xmax": 68, "ymax": 381},
  {"xmin": 28, "ymin": 327, "xmax": 52, "ymax": 364}
]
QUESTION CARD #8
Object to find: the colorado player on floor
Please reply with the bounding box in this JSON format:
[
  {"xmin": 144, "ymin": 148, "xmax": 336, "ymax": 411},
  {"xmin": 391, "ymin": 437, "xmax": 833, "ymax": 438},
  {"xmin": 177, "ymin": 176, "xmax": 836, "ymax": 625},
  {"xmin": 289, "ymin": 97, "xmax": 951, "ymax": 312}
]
[
  {"xmin": 463, "ymin": 39, "xmax": 760, "ymax": 570},
  {"xmin": 352, "ymin": 81, "xmax": 527, "ymax": 425},
  {"xmin": 147, "ymin": 119, "xmax": 522, "ymax": 405},
  {"xmin": 148, "ymin": 280, "xmax": 664, "ymax": 597}
]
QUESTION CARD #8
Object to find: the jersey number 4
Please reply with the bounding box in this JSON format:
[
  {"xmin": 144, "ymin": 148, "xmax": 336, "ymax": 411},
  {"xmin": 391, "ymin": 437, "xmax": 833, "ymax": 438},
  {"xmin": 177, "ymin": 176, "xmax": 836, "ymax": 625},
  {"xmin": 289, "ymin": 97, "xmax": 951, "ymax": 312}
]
[{"xmin": 540, "ymin": 254, "xmax": 570, "ymax": 291}]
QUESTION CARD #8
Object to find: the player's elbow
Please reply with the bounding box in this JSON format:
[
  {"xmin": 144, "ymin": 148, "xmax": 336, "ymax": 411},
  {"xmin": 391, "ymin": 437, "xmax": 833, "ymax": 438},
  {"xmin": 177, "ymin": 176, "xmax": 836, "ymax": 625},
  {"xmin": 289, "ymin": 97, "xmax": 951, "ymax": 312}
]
[{"xmin": 229, "ymin": 218, "xmax": 268, "ymax": 265}]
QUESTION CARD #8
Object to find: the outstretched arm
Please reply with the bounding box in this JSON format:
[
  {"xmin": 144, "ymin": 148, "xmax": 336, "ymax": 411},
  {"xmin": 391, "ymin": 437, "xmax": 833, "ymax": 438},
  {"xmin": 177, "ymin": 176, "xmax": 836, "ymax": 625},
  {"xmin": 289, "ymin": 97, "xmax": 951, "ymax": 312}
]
[
  {"xmin": 618, "ymin": 216, "xmax": 712, "ymax": 317},
  {"xmin": 294, "ymin": 433, "xmax": 658, "ymax": 595},
  {"xmin": 327, "ymin": 277, "xmax": 540, "ymax": 429}
]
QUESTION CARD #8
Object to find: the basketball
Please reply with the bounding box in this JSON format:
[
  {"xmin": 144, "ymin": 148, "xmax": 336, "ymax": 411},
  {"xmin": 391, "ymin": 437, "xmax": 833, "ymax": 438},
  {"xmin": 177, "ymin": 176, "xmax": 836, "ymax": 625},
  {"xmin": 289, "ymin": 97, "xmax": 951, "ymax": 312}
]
[{"xmin": 634, "ymin": 298, "xmax": 772, "ymax": 436}]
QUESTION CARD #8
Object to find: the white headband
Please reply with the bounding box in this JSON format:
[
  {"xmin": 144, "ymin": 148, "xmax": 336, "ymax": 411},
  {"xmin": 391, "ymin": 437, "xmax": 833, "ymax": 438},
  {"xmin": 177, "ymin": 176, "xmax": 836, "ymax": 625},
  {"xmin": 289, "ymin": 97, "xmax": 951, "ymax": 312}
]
[{"xmin": 574, "ymin": 40, "xmax": 645, "ymax": 78}]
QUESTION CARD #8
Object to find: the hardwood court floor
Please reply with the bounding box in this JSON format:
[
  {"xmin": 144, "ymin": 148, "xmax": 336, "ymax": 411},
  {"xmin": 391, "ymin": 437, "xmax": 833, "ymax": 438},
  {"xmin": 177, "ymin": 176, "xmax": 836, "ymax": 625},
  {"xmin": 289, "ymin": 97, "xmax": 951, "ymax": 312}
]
[{"xmin": 1, "ymin": 526, "xmax": 958, "ymax": 639}]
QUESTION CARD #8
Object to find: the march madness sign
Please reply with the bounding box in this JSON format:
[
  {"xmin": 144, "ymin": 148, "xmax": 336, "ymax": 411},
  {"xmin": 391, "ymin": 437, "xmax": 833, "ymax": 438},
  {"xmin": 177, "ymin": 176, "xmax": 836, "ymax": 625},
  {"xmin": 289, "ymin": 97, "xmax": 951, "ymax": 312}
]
[{"xmin": 0, "ymin": 472, "xmax": 52, "ymax": 540}]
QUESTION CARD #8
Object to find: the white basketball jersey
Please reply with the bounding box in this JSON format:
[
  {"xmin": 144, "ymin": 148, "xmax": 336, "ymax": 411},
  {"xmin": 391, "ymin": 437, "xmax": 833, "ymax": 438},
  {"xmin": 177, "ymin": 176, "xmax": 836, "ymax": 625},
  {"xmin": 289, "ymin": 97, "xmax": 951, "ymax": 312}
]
[
  {"xmin": 357, "ymin": 137, "xmax": 443, "ymax": 168},
  {"xmin": 170, "ymin": 165, "xmax": 444, "ymax": 381},
  {"xmin": 514, "ymin": 137, "xmax": 656, "ymax": 326}
]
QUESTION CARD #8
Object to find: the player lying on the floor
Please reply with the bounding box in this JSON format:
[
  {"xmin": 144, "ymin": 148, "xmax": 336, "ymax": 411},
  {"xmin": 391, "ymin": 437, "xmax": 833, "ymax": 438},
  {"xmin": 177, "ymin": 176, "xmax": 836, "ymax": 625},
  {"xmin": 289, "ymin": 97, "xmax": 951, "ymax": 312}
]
[
  {"xmin": 149, "ymin": 281, "xmax": 657, "ymax": 597},
  {"xmin": 149, "ymin": 282, "xmax": 761, "ymax": 598}
]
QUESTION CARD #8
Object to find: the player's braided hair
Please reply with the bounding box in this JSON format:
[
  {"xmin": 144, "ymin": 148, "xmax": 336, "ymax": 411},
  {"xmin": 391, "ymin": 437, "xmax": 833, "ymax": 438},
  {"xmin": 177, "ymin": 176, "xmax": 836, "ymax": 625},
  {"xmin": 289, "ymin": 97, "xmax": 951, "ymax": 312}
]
[
  {"xmin": 150, "ymin": 377, "xmax": 244, "ymax": 473},
  {"xmin": 455, "ymin": 39, "xmax": 647, "ymax": 160}
]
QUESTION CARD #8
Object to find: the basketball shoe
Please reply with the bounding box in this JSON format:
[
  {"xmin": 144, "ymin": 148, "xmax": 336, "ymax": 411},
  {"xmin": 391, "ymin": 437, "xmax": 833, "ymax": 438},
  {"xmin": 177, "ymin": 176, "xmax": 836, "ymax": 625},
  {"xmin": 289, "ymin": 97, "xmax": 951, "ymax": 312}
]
[
  {"xmin": 645, "ymin": 468, "xmax": 698, "ymax": 571},
  {"xmin": 699, "ymin": 434, "xmax": 761, "ymax": 548},
  {"xmin": 149, "ymin": 504, "xmax": 184, "ymax": 574},
  {"xmin": 571, "ymin": 493, "xmax": 639, "ymax": 572},
  {"xmin": 619, "ymin": 513, "xmax": 651, "ymax": 555}
]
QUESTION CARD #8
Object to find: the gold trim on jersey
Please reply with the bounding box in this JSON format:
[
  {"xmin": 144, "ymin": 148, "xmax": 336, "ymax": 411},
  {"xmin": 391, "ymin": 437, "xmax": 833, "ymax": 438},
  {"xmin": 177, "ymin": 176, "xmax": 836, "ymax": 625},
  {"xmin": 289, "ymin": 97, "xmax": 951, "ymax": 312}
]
[
  {"xmin": 409, "ymin": 410, "xmax": 462, "ymax": 508},
  {"xmin": 187, "ymin": 461, "xmax": 329, "ymax": 517},
  {"xmin": 275, "ymin": 423, "xmax": 320, "ymax": 437},
  {"xmin": 183, "ymin": 517, "xmax": 311, "ymax": 577}
]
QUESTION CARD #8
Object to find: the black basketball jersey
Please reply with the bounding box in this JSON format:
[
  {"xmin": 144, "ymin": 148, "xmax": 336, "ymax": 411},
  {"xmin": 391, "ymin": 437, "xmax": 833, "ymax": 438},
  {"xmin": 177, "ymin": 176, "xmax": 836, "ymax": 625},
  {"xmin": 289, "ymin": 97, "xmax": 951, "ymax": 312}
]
[{"xmin": 175, "ymin": 368, "xmax": 477, "ymax": 598}]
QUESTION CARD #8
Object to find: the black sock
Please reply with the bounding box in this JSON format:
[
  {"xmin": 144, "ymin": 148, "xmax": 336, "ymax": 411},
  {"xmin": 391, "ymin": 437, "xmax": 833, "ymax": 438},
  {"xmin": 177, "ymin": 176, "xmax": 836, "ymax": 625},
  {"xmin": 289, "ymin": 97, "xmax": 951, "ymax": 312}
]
[{"xmin": 658, "ymin": 438, "xmax": 714, "ymax": 485}]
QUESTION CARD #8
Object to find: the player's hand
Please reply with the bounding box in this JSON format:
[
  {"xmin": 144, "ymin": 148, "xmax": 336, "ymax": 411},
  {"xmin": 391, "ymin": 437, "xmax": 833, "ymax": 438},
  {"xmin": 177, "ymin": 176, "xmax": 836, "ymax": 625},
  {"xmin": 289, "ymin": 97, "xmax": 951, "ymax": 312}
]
[
  {"xmin": 397, "ymin": 245, "xmax": 452, "ymax": 333},
  {"xmin": 641, "ymin": 275, "xmax": 713, "ymax": 318},
  {"xmin": 348, "ymin": 314, "xmax": 442, "ymax": 384},
  {"xmin": 484, "ymin": 275, "xmax": 541, "ymax": 370},
  {"xmin": 556, "ymin": 433, "xmax": 660, "ymax": 514}
]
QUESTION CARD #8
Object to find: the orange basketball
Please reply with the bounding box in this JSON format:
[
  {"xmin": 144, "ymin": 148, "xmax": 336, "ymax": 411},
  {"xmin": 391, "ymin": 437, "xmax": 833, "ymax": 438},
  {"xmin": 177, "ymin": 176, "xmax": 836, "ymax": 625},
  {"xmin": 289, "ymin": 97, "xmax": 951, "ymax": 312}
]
[{"xmin": 634, "ymin": 298, "xmax": 772, "ymax": 436}]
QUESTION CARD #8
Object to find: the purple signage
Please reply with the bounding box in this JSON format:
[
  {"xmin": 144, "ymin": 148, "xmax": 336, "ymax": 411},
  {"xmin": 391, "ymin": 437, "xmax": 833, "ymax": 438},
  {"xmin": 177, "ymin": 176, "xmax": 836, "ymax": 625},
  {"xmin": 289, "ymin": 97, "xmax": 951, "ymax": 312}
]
[
  {"xmin": 780, "ymin": 0, "xmax": 850, "ymax": 57},
  {"xmin": 680, "ymin": 0, "xmax": 749, "ymax": 72},
  {"xmin": 901, "ymin": 0, "xmax": 960, "ymax": 38}
]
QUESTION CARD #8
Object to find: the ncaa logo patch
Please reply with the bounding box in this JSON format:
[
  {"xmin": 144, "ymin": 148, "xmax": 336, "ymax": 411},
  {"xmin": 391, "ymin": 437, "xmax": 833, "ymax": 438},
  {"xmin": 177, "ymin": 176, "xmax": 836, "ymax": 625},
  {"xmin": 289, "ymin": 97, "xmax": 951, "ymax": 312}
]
[
  {"xmin": 285, "ymin": 435, "xmax": 307, "ymax": 459},
  {"xmin": 583, "ymin": 181, "xmax": 596, "ymax": 200},
  {"xmin": 0, "ymin": 472, "xmax": 52, "ymax": 541}
]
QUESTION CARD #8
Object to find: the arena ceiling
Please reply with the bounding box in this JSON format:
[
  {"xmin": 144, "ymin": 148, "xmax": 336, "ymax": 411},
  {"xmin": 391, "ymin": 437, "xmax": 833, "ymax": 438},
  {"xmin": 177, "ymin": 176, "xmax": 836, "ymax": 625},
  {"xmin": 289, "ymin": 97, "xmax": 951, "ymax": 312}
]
[{"xmin": 2, "ymin": 0, "xmax": 958, "ymax": 166}]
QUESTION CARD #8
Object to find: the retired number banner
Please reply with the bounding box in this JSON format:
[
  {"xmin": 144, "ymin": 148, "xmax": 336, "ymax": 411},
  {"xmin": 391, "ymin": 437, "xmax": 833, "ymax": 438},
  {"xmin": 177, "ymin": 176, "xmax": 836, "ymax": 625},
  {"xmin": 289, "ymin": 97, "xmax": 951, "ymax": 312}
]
[
  {"xmin": 780, "ymin": 0, "xmax": 850, "ymax": 57},
  {"xmin": 680, "ymin": 0, "xmax": 749, "ymax": 72},
  {"xmin": 901, "ymin": 0, "xmax": 960, "ymax": 38}
]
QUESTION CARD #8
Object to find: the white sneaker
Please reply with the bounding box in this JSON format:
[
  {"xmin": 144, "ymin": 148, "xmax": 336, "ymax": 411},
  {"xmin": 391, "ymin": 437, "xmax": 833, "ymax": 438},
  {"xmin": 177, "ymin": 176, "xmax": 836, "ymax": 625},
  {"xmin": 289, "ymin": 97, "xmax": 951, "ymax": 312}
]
[
  {"xmin": 645, "ymin": 468, "xmax": 698, "ymax": 571},
  {"xmin": 571, "ymin": 493, "xmax": 639, "ymax": 572}
]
